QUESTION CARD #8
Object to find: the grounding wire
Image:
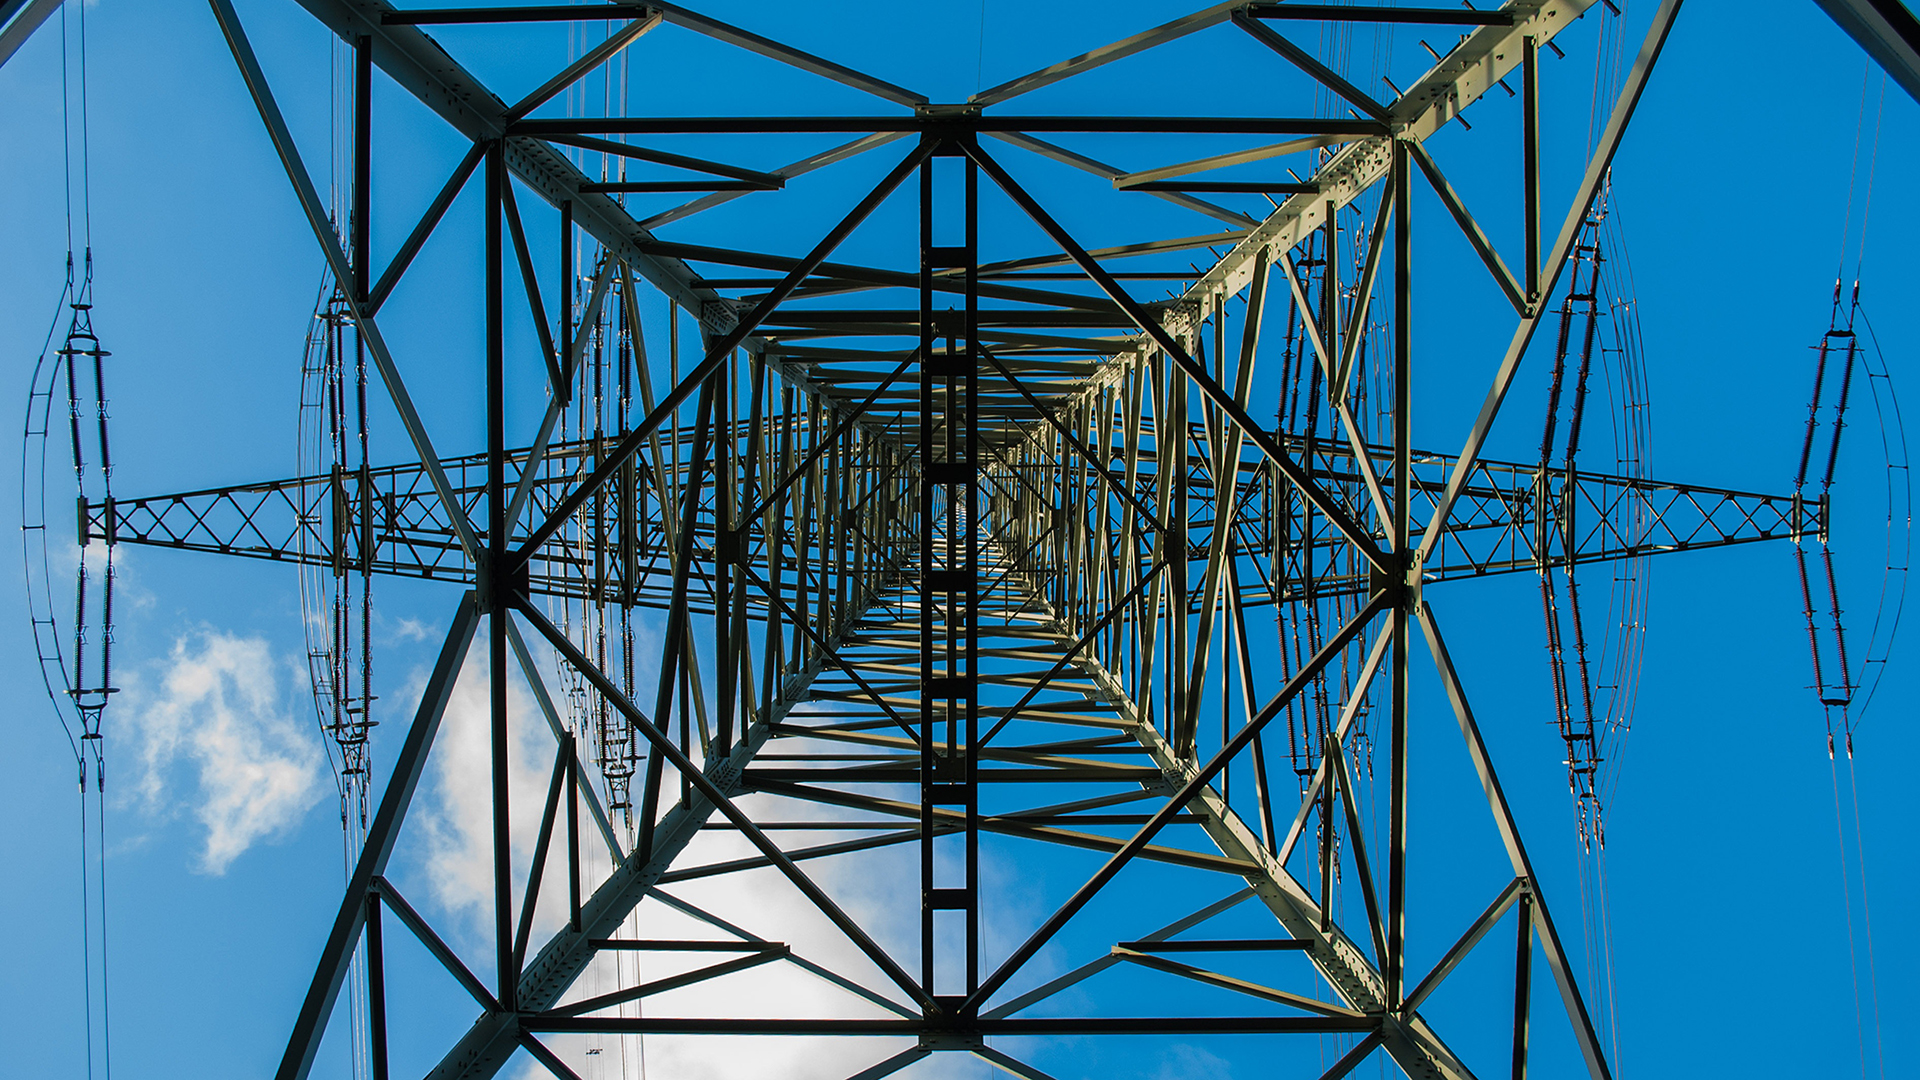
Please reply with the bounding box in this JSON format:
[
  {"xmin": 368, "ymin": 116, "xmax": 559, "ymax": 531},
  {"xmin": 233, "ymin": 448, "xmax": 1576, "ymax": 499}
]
[
  {"xmin": 1846, "ymin": 304, "xmax": 1909, "ymax": 727},
  {"xmin": 59, "ymin": 0, "xmax": 94, "ymax": 257},
  {"xmin": 1594, "ymin": 193, "xmax": 1652, "ymax": 817},
  {"xmin": 1595, "ymin": 842, "xmax": 1622, "ymax": 1073},
  {"xmin": 78, "ymin": 795, "xmax": 93, "ymax": 1080},
  {"xmin": 24, "ymin": 272, "xmax": 80, "ymax": 760},
  {"xmin": 96, "ymin": 781, "xmax": 112, "ymax": 1080},
  {"xmin": 1843, "ymin": 754, "xmax": 1888, "ymax": 1080},
  {"xmin": 1852, "ymin": 74, "xmax": 1885, "ymax": 283},
  {"xmin": 1828, "ymin": 754, "xmax": 1874, "ymax": 1080},
  {"xmin": 975, "ymin": 0, "xmax": 988, "ymax": 96},
  {"xmin": 1836, "ymin": 63, "xmax": 1885, "ymax": 287}
]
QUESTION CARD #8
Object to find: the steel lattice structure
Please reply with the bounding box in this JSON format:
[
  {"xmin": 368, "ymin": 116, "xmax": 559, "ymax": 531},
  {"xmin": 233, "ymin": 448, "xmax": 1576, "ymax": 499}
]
[{"xmin": 67, "ymin": 1, "xmax": 1854, "ymax": 1077}]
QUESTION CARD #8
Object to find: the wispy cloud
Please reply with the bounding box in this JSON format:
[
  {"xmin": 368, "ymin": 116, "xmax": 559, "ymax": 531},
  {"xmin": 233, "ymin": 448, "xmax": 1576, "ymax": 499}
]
[{"xmin": 120, "ymin": 629, "xmax": 325, "ymax": 874}]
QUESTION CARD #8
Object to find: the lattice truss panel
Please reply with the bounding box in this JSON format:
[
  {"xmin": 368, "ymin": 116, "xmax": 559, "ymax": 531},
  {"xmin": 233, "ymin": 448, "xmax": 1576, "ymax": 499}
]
[
  {"xmin": 94, "ymin": 431, "xmax": 1811, "ymax": 605},
  {"xmin": 123, "ymin": 1, "xmax": 1813, "ymax": 1078}
]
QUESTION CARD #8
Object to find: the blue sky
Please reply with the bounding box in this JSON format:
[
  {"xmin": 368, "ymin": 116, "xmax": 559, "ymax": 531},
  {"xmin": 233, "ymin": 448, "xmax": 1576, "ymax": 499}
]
[{"xmin": 2, "ymin": 1, "xmax": 1917, "ymax": 1078}]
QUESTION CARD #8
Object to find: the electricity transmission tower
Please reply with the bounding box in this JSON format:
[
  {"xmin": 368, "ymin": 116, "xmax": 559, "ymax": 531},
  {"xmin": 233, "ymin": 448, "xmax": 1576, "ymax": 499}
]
[{"xmin": 66, "ymin": 1, "xmax": 1856, "ymax": 1077}]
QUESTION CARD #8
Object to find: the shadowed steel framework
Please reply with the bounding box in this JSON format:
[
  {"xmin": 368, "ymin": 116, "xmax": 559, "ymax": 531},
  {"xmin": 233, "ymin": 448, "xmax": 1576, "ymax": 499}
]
[{"xmin": 86, "ymin": 1, "xmax": 1828, "ymax": 1078}]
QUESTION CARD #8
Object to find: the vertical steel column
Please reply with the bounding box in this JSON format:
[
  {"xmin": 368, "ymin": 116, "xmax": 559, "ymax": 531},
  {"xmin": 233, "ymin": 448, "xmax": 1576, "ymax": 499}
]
[
  {"xmin": 1322, "ymin": 203, "xmax": 1342, "ymax": 931},
  {"xmin": 364, "ymin": 893, "xmax": 389, "ymax": 1080},
  {"xmin": 825, "ymin": 396, "xmax": 843, "ymax": 637},
  {"xmin": 1386, "ymin": 139, "xmax": 1412, "ymax": 1011},
  {"xmin": 918, "ymin": 134, "xmax": 980, "ymax": 1013},
  {"xmin": 559, "ymin": 201, "xmax": 572, "ymax": 390},
  {"xmin": 1512, "ymin": 893, "xmax": 1535, "ymax": 1080},
  {"xmin": 350, "ymin": 38, "xmax": 382, "ymax": 1064},
  {"xmin": 1522, "ymin": 36, "xmax": 1540, "ymax": 302},
  {"xmin": 565, "ymin": 736, "xmax": 581, "ymax": 932},
  {"xmin": 770, "ymin": 382, "xmax": 794, "ymax": 687},
  {"xmin": 483, "ymin": 139, "xmax": 516, "ymax": 1013},
  {"xmin": 352, "ymin": 35, "xmax": 370, "ymax": 302},
  {"xmin": 1170, "ymin": 350, "xmax": 1188, "ymax": 756},
  {"xmin": 740, "ymin": 352, "xmax": 767, "ymax": 726},
  {"xmin": 917, "ymin": 142, "xmax": 936, "ymax": 1004},
  {"xmin": 1323, "ymin": 207, "xmax": 1339, "ymax": 384},
  {"xmin": 1122, "ymin": 360, "xmax": 1145, "ymax": 686},
  {"xmin": 963, "ymin": 147, "xmax": 980, "ymax": 1003},
  {"xmin": 716, "ymin": 354, "xmax": 734, "ymax": 753},
  {"xmin": 795, "ymin": 392, "xmax": 812, "ymax": 674},
  {"xmin": 1319, "ymin": 728, "xmax": 1335, "ymax": 931}
]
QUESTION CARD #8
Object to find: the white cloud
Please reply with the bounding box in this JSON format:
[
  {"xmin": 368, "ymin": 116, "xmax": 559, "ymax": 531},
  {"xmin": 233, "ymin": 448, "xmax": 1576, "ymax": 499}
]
[
  {"xmin": 387, "ymin": 615, "xmax": 436, "ymax": 644},
  {"xmin": 411, "ymin": 630, "xmax": 1033, "ymax": 1080},
  {"xmin": 519, "ymin": 787, "xmax": 1008, "ymax": 1080},
  {"xmin": 120, "ymin": 629, "xmax": 326, "ymax": 874},
  {"xmin": 409, "ymin": 644, "xmax": 940, "ymax": 1079},
  {"xmin": 1152, "ymin": 1044, "xmax": 1233, "ymax": 1080},
  {"xmin": 416, "ymin": 643, "xmax": 555, "ymax": 923}
]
